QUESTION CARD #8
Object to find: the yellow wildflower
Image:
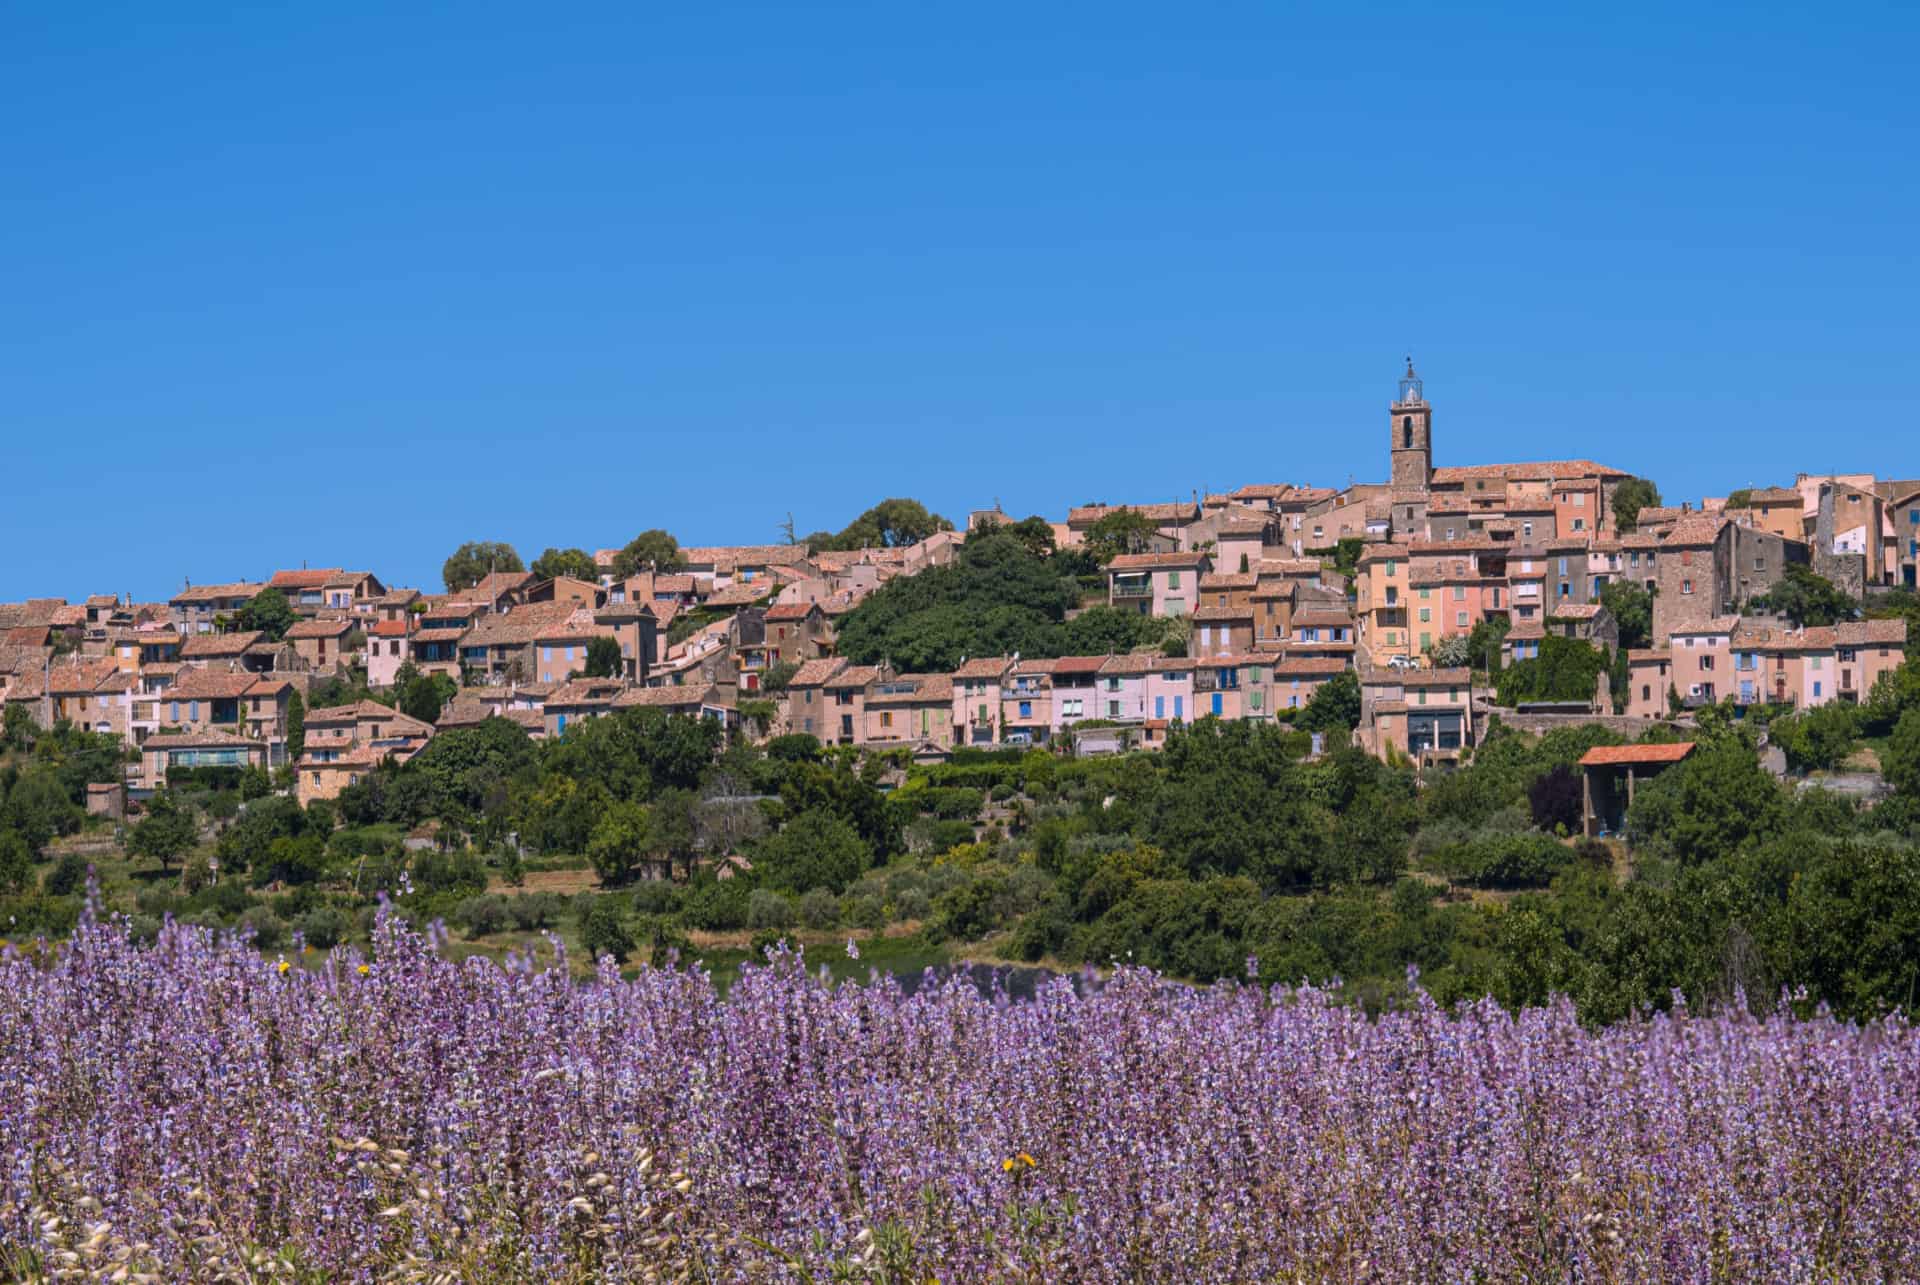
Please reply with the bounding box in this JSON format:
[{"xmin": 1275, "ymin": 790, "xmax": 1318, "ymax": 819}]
[
  {"xmin": 1001, "ymin": 1158, "xmax": 1016, "ymax": 1172},
  {"xmin": 357, "ymin": 964, "xmax": 370, "ymax": 976},
  {"xmin": 276, "ymin": 960, "xmax": 291, "ymax": 975},
  {"xmin": 1018, "ymin": 1152, "xmax": 1037, "ymax": 1168}
]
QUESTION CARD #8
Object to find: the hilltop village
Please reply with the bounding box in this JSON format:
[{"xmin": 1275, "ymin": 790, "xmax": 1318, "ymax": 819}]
[{"xmin": 2, "ymin": 363, "xmax": 1913, "ymax": 807}]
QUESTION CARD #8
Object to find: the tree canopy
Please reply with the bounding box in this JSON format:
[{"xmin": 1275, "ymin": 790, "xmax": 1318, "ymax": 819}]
[
  {"xmin": 610, "ymin": 530, "xmax": 685, "ymax": 579},
  {"xmin": 1082, "ymin": 510, "xmax": 1160, "ymax": 564},
  {"xmin": 1610, "ymin": 478, "xmax": 1662, "ymax": 533},
  {"xmin": 235, "ymin": 587, "xmax": 297, "ymax": 642},
  {"xmin": 833, "ymin": 532, "xmax": 1169, "ymax": 672},
  {"xmin": 442, "ymin": 542, "xmax": 524, "ymax": 592},
  {"xmin": 806, "ymin": 499, "xmax": 952, "ymax": 552},
  {"xmin": 1600, "ymin": 581, "xmax": 1653, "ymax": 651},
  {"xmin": 1751, "ymin": 565, "xmax": 1857, "ymax": 628},
  {"xmin": 530, "ymin": 547, "xmax": 601, "ymax": 582}
]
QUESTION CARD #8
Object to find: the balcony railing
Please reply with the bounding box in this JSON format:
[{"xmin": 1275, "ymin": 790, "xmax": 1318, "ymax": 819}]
[{"xmin": 1111, "ymin": 582, "xmax": 1153, "ymax": 599}]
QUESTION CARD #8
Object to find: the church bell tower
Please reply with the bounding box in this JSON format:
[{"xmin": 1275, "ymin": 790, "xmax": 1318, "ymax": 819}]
[{"xmin": 1389, "ymin": 357, "xmax": 1432, "ymax": 490}]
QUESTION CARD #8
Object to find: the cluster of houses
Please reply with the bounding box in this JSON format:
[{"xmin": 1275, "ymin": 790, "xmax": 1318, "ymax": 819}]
[{"xmin": 1, "ymin": 362, "xmax": 1912, "ymax": 801}]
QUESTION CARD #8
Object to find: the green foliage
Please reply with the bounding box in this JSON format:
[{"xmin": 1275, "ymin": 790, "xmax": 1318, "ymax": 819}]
[
  {"xmin": 43, "ymin": 853, "xmax": 90, "ymax": 898},
  {"xmin": 1886, "ymin": 708, "xmax": 1920, "ymax": 799},
  {"xmin": 390, "ymin": 662, "xmax": 457, "ymax": 724},
  {"xmin": 1625, "ymin": 740, "xmax": 1786, "ymax": 864},
  {"xmin": 442, "ymin": 541, "xmax": 524, "ymax": 593},
  {"xmin": 580, "ymin": 897, "xmax": 635, "ymax": 963},
  {"xmin": 1496, "ymin": 636, "xmax": 1609, "ymax": 707},
  {"xmin": 1292, "ymin": 669, "xmax": 1360, "ymax": 733},
  {"xmin": 609, "ymin": 529, "xmax": 685, "ymax": 579},
  {"xmin": 1599, "ymin": 581, "xmax": 1653, "ymax": 651},
  {"xmin": 1752, "ymin": 564, "xmax": 1857, "ymax": 628},
  {"xmin": 0, "ymin": 830, "xmax": 31, "ymax": 894},
  {"xmin": 128, "ymin": 793, "xmax": 197, "ymax": 872},
  {"xmin": 584, "ymin": 635, "xmax": 623, "ymax": 679},
  {"xmin": 1771, "ymin": 702, "xmax": 1861, "ymax": 773},
  {"xmin": 587, "ymin": 799, "xmax": 651, "ymax": 885},
  {"xmin": 234, "ymin": 587, "xmax": 297, "ymax": 642},
  {"xmin": 834, "ymin": 533, "xmax": 1167, "ymax": 672},
  {"xmin": 1610, "ymin": 477, "xmax": 1662, "ymax": 532},
  {"xmin": 1723, "ymin": 488, "xmax": 1753, "ymax": 510},
  {"xmin": 1432, "ymin": 833, "xmax": 1573, "ymax": 889},
  {"xmin": 1082, "ymin": 509, "xmax": 1161, "ymax": 564},
  {"xmin": 808, "ymin": 498, "xmax": 953, "ymax": 551},
  {"xmin": 760, "ymin": 660, "xmax": 800, "ymax": 693},
  {"xmin": 529, "ymin": 546, "xmax": 601, "ymax": 582},
  {"xmin": 756, "ymin": 808, "xmax": 869, "ymax": 894}
]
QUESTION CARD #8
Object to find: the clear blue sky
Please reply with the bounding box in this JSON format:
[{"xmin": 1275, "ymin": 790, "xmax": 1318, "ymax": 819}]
[{"xmin": 6, "ymin": 2, "xmax": 1916, "ymax": 601}]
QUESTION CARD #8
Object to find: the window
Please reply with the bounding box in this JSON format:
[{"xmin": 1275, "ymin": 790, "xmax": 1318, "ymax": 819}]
[
  {"xmin": 880, "ymin": 711, "xmax": 893, "ymax": 728},
  {"xmin": 1681, "ymin": 550, "xmax": 1693, "ymax": 566},
  {"xmin": 1682, "ymin": 579, "xmax": 1693, "ymax": 595},
  {"xmin": 1154, "ymin": 696, "xmax": 1164, "ymax": 718},
  {"xmin": 1211, "ymin": 692, "xmax": 1223, "ymax": 716},
  {"xmin": 1107, "ymin": 700, "xmax": 1121, "ymax": 717},
  {"xmin": 1018, "ymin": 700, "xmax": 1032, "ymax": 719},
  {"xmin": 1641, "ymin": 684, "xmax": 1650, "ymax": 701},
  {"xmin": 1453, "ymin": 585, "xmax": 1465, "ymax": 601},
  {"xmin": 1419, "ymin": 608, "xmax": 1431, "ymax": 622},
  {"xmin": 1572, "ymin": 518, "xmax": 1585, "ymax": 532},
  {"xmin": 1456, "ymin": 612, "xmax": 1467, "ymax": 627},
  {"xmin": 1167, "ymin": 571, "xmax": 1180, "ymax": 589},
  {"xmin": 1701, "ymin": 656, "xmax": 1715, "ymax": 671},
  {"xmin": 1420, "ymin": 587, "xmax": 1431, "ymax": 600},
  {"xmin": 1814, "ymin": 681, "xmax": 1823, "ymax": 698},
  {"xmin": 1106, "ymin": 677, "xmax": 1121, "ymax": 692},
  {"xmin": 1573, "ymin": 493, "xmax": 1586, "ymax": 507}
]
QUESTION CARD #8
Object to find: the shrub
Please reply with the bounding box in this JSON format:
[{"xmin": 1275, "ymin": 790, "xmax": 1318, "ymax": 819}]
[
  {"xmin": 238, "ymin": 906, "xmax": 287, "ymax": 949},
  {"xmin": 411, "ymin": 850, "xmax": 489, "ymax": 898},
  {"xmin": 506, "ymin": 892, "xmax": 567, "ymax": 932},
  {"xmin": 580, "ymin": 898, "xmax": 635, "ymax": 964},
  {"xmin": 296, "ymin": 907, "xmax": 350, "ymax": 950},
  {"xmin": 1435, "ymin": 834, "xmax": 1572, "ymax": 889},
  {"xmin": 894, "ymin": 888, "xmax": 932, "ymax": 921},
  {"xmin": 747, "ymin": 889, "xmax": 797, "ymax": 931},
  {"xmin": 842, "ymin": 893, "xmax": 886, "ymax": 930},
  {"xmin": 799, "ymin": 887, "xmax": 840, "ymax": 930},
  {"xmin": 43, "ymin": 854, "xmax": 90, "ymax": 898},
  {"xmin": 454, "ymin": 895, "xmax": 512, "ymax": 939}
]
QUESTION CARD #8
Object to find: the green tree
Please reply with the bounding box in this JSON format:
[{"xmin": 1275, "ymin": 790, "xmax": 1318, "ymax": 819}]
[
  {"xmin": 1496, "ymin": 636, "xmax": 1609, "ymax": 707},
  {"xmin": 1723, "ymin": 488, "xmax": 1753, "ymax": 510},
  {"xmin": 530, "ymin": 546, "xmax": 601, "ymax": 582},
  {"xmin": 1625, "ymin": 740, "xmax": 1786, "ymax": 864},
  {"xmin": 1885, "ymin": 707, "xmax": 1920, "ymax": 799},
  {"xmin": 442, "ymin": 541, "xmax": 524, "ymax": 592},
  {"xmin": 587, "ymin": 799, "xmax": 652, "ymax": 884},
  {"xmin": 584, "ymin": 635, "xmax": 622, "ymax": 678},
  {"xmin": 647, "ymin": 787, "xmax": 700, "ymax": 879},
  {"xmin": 1771, "ymin": 702, "xmax": 1860, "ymax": 773},
  {"xmin": 128, "ymin": 793, "xmax": 197, "ymax": 873},
  {"xmin": 1082, "ymin": 510, "xmax": 1160, "ymax": 563},
  {"xmin": 285, "ymin": 690, "xmax": 306, "ymax": 762},
  {"xmin": 1600, "ymin": 581, "xmax": 1654, "ymax": 651},
  {"xmin": 609, "ymin": 530, "xmax": 685, "ymax": 579},
  {"xmin": 4, "ymin": 768, "xmax": 82, "ymax": 854},
  {"xmin": 0, "ymin": 829, "xmax": 31, "ymax": 894},
  {"xmin": 394, "ymin": 665, "xmax": 456, "ymax": 725},
  {"xmin": 757, "ymin": 807, "xmax": 870, "ymax": 894},
  {"xmin": 235, "ymin": 587, "xmax": 297, "ymax": 641},
  {"xmin": 1293, "ymin": 670, "xmax": 1360, "ymax": 732},
  {"xmin": 813, "ymin": 498, "xmax": 953, "ymax": 551},
  {"xmin": 1610, "ymin": 477, "xmax": 1663, "ymax": 532},
  {"xmin": 1751, "ymin": 565, "xmax": 1857, "ymax": 628},
  {"xmin": 580, "ymin": 897, "xmax": 636, "ymax": 964}
]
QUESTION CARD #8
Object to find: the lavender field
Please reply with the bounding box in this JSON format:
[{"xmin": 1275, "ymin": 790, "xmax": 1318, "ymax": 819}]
[{"xmin": 4, "ymin": 909, "xmax": 1917, "ymax": 1282}]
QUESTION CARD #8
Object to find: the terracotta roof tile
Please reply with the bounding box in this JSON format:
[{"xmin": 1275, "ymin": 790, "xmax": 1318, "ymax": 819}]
[
  {"xmin": 1579, "ymin": 742, "xmax": 1696, "ymax": 767},
  {"xmin": 1107, "ymin": 552, "xmax": 1208, "ymax": 571}
]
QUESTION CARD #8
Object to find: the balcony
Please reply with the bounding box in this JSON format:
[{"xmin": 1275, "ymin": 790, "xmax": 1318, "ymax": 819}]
[{"xmin": 1111, "ymin": 580, "xmax": 1153, "ymax": 599}]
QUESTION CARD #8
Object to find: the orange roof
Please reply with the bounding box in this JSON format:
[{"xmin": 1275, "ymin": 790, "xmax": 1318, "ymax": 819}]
[
  {"xmin": 1579, "ymin": 742, "xmax": 1697, "ymax": 767},
  {"xmin": 269, "ymin": 568, "xmax": 341, "ymax": 590},
  {"xmin": 1108, "ymin": 552, "xmax": 1207, "ymax": 570}
]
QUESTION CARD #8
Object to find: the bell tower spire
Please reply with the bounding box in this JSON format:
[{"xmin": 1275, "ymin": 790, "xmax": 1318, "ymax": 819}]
[{"xmin": 1389, "ymin": 356, "xmax": 1432, "ymax": 490}]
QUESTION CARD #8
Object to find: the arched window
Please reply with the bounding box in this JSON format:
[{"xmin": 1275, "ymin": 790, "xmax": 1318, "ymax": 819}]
[{"xmin": 1402, "ymin": 415, "xmax": 1413, "ymax": 449}]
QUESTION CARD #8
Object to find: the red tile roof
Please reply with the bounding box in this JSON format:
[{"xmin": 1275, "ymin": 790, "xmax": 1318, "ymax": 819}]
[
  {"xmin": 269, "ymin": 569, "xmax": 341, "ymax": 590},
  {"xmin": 1579, "ymin": 742, "xmax": 1697, "ymax": 767},
  {"xmin": 1107, "ymin": 552, "xmax": 1208, "ymax": 571}
]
